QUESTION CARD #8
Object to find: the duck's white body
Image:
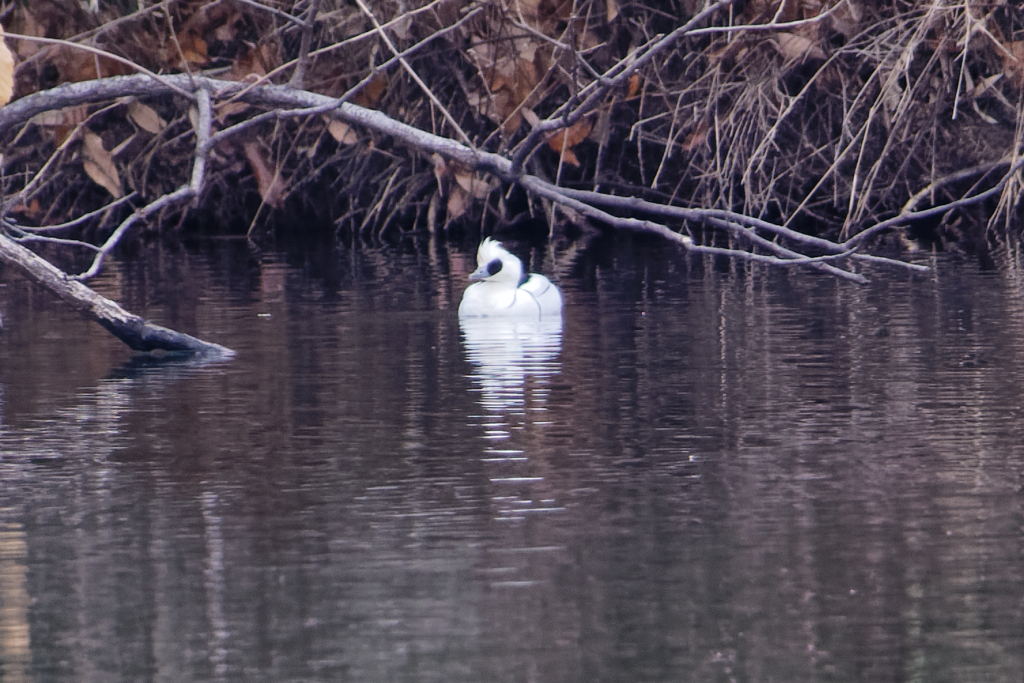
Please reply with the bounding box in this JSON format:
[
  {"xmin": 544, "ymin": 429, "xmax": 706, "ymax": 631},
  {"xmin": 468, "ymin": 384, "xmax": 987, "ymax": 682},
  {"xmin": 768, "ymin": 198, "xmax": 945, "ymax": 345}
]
[{"xmin": 458, "ymin": 238, "xmax": 563, "ymax": 319}]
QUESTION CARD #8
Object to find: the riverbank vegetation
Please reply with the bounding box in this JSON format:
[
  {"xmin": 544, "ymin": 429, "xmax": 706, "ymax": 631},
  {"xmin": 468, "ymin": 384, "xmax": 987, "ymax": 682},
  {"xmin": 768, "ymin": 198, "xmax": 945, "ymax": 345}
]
[{"xmin": 0, "ymin": 0, "xmax": 1022, "ymax": 347}]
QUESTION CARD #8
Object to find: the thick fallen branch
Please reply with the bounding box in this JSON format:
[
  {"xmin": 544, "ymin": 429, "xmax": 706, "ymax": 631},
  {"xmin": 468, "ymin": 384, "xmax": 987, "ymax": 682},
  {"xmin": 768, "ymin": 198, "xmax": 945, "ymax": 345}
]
[{"xmin": 0, "ymin": 232, "xmax": 233, "ymax": 357}]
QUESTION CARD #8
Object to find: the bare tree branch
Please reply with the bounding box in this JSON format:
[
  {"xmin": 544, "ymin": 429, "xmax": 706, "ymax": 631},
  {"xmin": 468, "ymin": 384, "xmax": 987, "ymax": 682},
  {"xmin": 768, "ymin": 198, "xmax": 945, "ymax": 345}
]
[
  {"xmin": 843, "ymin": 154, "xmax": 1024, "ymax": 249},
  {"xmin": 0, "ymin": 73, "xmax": 931, "ymax": 285},
  {"xmin": 73, "ymin": 87, "xmax": 214, "ymax": 281},
  {"xmin": 289, "ymin": 0, "xmax": 322, "ymax": 89},
  {"xmin": 9, "ymin": 195, "xmax": 137, "ymax": 234}
]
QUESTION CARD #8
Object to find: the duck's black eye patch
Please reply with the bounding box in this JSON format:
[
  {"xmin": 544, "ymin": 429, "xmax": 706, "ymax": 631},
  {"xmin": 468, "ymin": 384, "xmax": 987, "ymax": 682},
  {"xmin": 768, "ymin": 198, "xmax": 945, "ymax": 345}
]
[{"xmin": 486, "ymin": 259, "xmax": 502, "ymax": 276}]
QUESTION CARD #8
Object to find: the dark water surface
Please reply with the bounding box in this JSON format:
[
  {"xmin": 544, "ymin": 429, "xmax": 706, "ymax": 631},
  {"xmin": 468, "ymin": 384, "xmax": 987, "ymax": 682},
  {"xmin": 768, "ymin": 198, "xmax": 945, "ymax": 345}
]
[{"xmin": 0, "ymin": 236, "xmax": 1022, "ymax": 682}]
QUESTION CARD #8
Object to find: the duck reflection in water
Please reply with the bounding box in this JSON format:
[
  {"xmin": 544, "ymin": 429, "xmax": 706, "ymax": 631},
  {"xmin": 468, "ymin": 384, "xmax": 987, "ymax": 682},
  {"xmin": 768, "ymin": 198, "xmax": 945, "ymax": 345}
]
[{"xmin": 459, "ymin": 238, "xmax": 563, "ymax": 423}]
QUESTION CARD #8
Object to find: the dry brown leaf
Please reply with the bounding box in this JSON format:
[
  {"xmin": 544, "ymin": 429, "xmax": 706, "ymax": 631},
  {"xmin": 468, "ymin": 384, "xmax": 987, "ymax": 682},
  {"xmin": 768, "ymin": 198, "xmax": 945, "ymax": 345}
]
[
  {"xmin": 606, "ymin": 0, "xmax": 619, "ymax": 22},
  {"xmin": 627, "ymin": 73, "xmax": 642, "ymax": 99},
  {"xmin": 51, "ymin": 44, "xmax": 128, "ymax": 83},
  {"xmin": 391, "ymin": 14, "xmax": 413, "ymax": 41},
  {"xmin": 432, "ymin": 153, "xmax": 449, "ymax": 192},
  {"xmin": 11, "ymin": 7, "xmax": 41, "ymax": 59},
  {"xmin": 514, "ymin": 36, "xmax": 539, "ymax": 63},
  {"xmin": 779, "ymin": 0, "xmax": 802, "ymax": 22},
  {"xmin": 446, "ymin": 185, "xmax": 470, "ymax": 220},
  {"xmin": 29, "ymin": 105, "xmax": 87, "ymax": 145},
  {"xmin": 176, "ymin": 30, "xmax": 209, "ymax": 67},
  {"xmin": 518, "ymin": 0, "xmax": 572, "ymax": 32},
  {"xmin": 63, "ymin": 106, "xmax": 89, "ymax": 127},
  {"xmin": 466, "ymin": 39, "xmax": 498, "ymax": 67},
  {"xmin": 1004, "ymin": 41, "xmax": 1024, "ymax": 90},
  {"xmin": 492, "ymin": 91, "xmax": 521, "ymax": 131},
  {"xmin": 465, "ymin": 89, "xmax": 487, "ymax": 117},
  {"xmin": 514, "ymin": 0, "xmax": 542, "ymax": 23},
  {"xmin": 740, "ymin": 0, "xmax": 772, "ymax": 23},
  {"xmin": 709, "ymin": 37, "xmax": 751, "ymax": 71},
  {"xmin": 214, "ymin": 12, "xmax": 242, "ymax": 42},
  {"xmin": 828, "ymin": 0, "xmax": 862, "ymax": 38},
  {"xmin": 566, "ymin": 118, "xmax": 593, "ymax": 147},
  {"xmin": 228, "ymin": 48, "xmax": 263, "ymax": 80},
  {"xmin": 83, "ymin": 159, "xmax": 121, "ymax": 197},
  {"xmin": 680, "ymin": 121, "xmax": 710, "ymax": 152},
  {"xmin": 216, "ymin": 101, "xmax": 250, "ymax": 122},
  {"xmin": 82, "ymin": 132, "xmax": 122, "ymax": 198},
  {"xmin": 465, "ymin": 33, "xmax": 543, "ymax": 135},
  {"xmin": 128, "ymin": 100, "xmax": 166, "ymax": 134},
  {"xmin": 353, "ymin": 73, "xmax": 387, "ymax": 108},
  {"xmin": 743, "ymin": 0, "xmax": 803, "ymax": 23},
  {"xmin": 0, "ymin": 25, "xmax": 13, "ymax": 107},
  {"xmin": 775, "ymin": 31, "xmax": 826, "ymax": 62},
  {"xmin": 434, "ymin": 156, "xmax": 494, "ymax": 214},
  {"xmin": 562, "ymin": 149, "xmax": 582, "ymax": 166},
  {"xmin": 467, "ymin": 89, "xmax": 521, "ymax": 132},
  {"xmin": 453, "ymin": 170, "xmax": 494, "ymax": 199},
  {"xmin": 800, "ymin": 0, "xmax": 825, "ymax": 18},
  {"xmin": 579, "ymin": 28, "xmax": 604, "ymax": 54},
  {"xmin": 546, "ymin": 117, "xmax": 593, "ymax": 165},
  {"xmin": 228, "ymin": 41, "xmax": 281, "ymax": 81},
  {"xmin": 327, "ymin": 119, "xmax": 359, "ymax": 145},
  {"xmin": 243, "ymin": 141, "xmax": 284, "ymax": 208},
  {"xmin": 12, "ymin": 198, "xmax": 42, "ymax": 221}
]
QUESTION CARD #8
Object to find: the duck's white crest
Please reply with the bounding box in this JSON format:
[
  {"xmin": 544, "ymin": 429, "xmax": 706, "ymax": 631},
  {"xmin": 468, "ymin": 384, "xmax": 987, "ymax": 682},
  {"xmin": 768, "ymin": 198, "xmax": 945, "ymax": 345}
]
[{"xmin": 458, "ymin": 238, "xmax": 563, "ymax": 319}]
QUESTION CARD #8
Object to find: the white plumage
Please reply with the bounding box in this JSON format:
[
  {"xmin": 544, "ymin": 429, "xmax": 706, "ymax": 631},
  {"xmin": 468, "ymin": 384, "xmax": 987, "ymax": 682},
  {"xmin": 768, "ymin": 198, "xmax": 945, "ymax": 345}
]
[{"xmin": 458, "ymin": 238, "xmax": 563, "ymax": 319}]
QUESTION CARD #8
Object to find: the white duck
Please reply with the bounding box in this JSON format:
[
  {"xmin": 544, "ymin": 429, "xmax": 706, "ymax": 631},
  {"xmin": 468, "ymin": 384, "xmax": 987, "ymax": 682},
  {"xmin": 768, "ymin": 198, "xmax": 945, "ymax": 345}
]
[{"xmin": 458, "ymin": 238, "xmax": 563, "ymax": 319}]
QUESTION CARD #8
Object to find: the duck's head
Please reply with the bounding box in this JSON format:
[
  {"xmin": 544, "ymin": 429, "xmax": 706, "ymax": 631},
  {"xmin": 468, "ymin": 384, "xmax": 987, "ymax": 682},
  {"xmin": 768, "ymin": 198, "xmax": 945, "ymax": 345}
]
[{"xmin": 469, "ymin": 238, "xmax": 524, "ymax": 285}]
